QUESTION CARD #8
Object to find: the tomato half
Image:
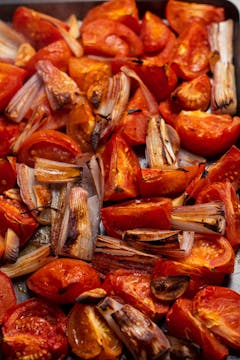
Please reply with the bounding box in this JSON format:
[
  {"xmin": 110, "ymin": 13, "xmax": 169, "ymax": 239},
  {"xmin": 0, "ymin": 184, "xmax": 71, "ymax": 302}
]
[
  {"xmin": 13, "ymin": 6, "xmax": 69, "ymax": 49},
  {"xmin": 140, "ymin": 11, "xmax": 171, "ymax": 54},
  {"xmin": 175, "ymin": 111, "xmax": 240, "ymax": 157},
  {"xmin": 26, "ymin": 258, "xmax": 101, "ymax": 304},
  {"xmin": 25, "ymin": 40, "xmax": 72, "ymax": 75},
  {"xmin": 165, "ymin": 0, "xmax": 225, "ymax": 34},
  {"xmin": 0, "ymin": 195, "xmax": 39, "ymax": 247},
  {"xmin": 171, "ymin": 19, "xmax": 210, "ymax": 80},
  {"xmin": 166, "ymin": 298, "xmax": 229, "ymax": 360},
  {"xmin": 196, "ymin": 181, "xmax": 240, "ymax": 249},
  {"xmin": 102, "ymin": 133, "xmax": 141, "ymax": 202},
  {"xmin": 1, "ymin": 297, "xmax": 68, "ymax": 360},
  {"xmin": 17, "ymin": 129, "xmax": 82, "ymax": 167},
  {"xmin": 102, "ymin": 269, "xmax": 169, "ymax": 320},
  {"xmin": 0, "ymin": 271, "xmax": 16, "ymax": 324},
  {"xmin": 171, "ymin": 74, "xmax": 211, "ymax": 111},
  {"xmin": 67, "ymin": 303, "xmax": 122, "ymax": 359},
  {"xmin": 101, "ymin": 197, "xmax": 172, "ymax": 238},
  {"xmin": 81, "ymin": 0, "xmax": 140, "ymax": 33},
  {"xmin": 81, "ymin": 18, "xmax": 143, "ymax": 57},
  {"xmin": 0, "ymin": 62, "xmax": 26, "ymax": 111},
  {"xmin": 193, "ymin": 286, "xmax": 240, "ymax": 349}
]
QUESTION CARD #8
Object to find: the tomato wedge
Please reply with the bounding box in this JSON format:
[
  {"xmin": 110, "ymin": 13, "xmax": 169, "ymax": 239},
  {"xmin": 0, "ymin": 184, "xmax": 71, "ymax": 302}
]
[
  {"xmin": 17, "ymin": 129, "xmax": 82, "ymax": 167},
  {"xmin": 101, "ymin": 197, "xmax": 172, "ymax": 238},
  {"xmin": 67, "ymin": 303, "xmax": 122, "ymax": 359},
  {"xmin": 0, "ymin": 195, "xmax": 38, "ymax": 247},
  {"xmin": 1, "ymin": 297, "xmax": 68, "ymax": 360},
  {"xmin": 171, "ymin": 19, "xmax": 210, "ymax": 80},
  {"xmin": 175, "ymin": 111, "xmax": 240, "ymax": 157},
  {"xmin": 193, "ymin": 286, "xmax": 240, "ymax": 349},
  {"xmin": 0, "ymin": 271, "xmax": 16, "ymax": 324},
  {"xmin": 0, "ymin": 157, "xmax": 17, "ymax": 194},
  {"xmin": 0, "ymin": 116, "xmax": 21, "ymax": 157},
  {"xmin": 26, "ymin": 258, "xmax": 101, "ymax": 304},
  {"xmin": 13, "ymin": 6, "xmax": 69, "ymax": 49},
  {"xmin": 102, "ymin": 133, "xmax": 141, "ymax": 202},
  {"xmin": 102, "ymin": 269, "xmax": 169, "ymax": 320},
  {"xmin": 165, "ymin": 0, "xmax": 225, "ymax": 34},
  {"xmin": 166, "ymin": 298, "xmax": 229, "ymax": 360},
  {"xmin": 0, "ymin": 62, "xmax": 26, "ymax": 111}
]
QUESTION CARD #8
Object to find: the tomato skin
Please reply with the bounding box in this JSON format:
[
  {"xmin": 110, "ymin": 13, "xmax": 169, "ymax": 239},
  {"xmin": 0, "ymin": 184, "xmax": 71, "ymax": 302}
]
[
  {"xmin": 165, "ymin": 0, "xmax": 225, "ymax": 34},
  {"xmin": 81, "ymin": 0, "xmax": 140, "ymax": 33},
  {"xmin": 0, "ymin": 116, "xmax": 21, "ymax": 157},
  {"xmin": 0, "ymin": 157, "xmax": 17, "ymax": 194},
  {"xmin": 172, "ymin": 20, "xmax": 210, "ymax": 80},
  {"xmin": 102, "ymin": 269, "xmax": 169, "ymax": 320},
  {"xmin": 81, "ymin": 19, "xmax": 143, "ymax": 58},
  {"xmin": 13, "ymin": 6, "xmax": 68, "ymax": 49},
  {"xmin": 2, "ymin": 297, "xmax": 68, "ymax": 360},
  {"xmin": 140, "ymin": 11, "xmax": 171, "ymax": 54},
  {"xmin": 25, "ymin": 40, "xmax": 72, "ymax": 75},
  {"xmin": 196, "ymin": 181, "xmax": 240, "ymax": 249},
  {"xmin": 175, "ymin": 111, "xmax": 240, "ymax": 157},
  {"xmin": 0, "ymin": 195, "xmax": 38, "ymax": 247},
  {"xmin": 193, "ymin": 286, "xmax": 240, "ymax": 349},
  {"xmin": 102, "ymin": 133, "xmax": 141, "ymax": 202},
  {"xmin": 0, "ymin": 62, "xmax": 26, "ymax": 110},
  {"xmin": 166, "ymin": 298, "xmax": 229, "ymax": 360},
  {"xmin": 0, "ymin": 271, "xmax": 16, "ymax": 324},
  {"xmin": 26, "ymin": 258, "xmax": 101, "ymax": 304},
  {"xmin": 139, "ymin": 165, "xmax": 203, "ymax": 198},
  {"xmin": 17, "ymin": 129, "xmax": 82, "ymax": 167},
  {"xmin": 101, "ymin": 197, "xmax": 172, "ymax": 238}
]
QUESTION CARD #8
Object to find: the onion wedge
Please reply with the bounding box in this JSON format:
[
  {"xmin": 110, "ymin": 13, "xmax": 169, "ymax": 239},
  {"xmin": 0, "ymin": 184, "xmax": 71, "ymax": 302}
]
[
  {"xmin": 0, "ymin": 20, "xmax": 26, "ymax": 61},
  {"xmin": 98, "ymin": 297, "xmax": 170, "ymax": 360},
  {"xmin": 171, "ymin": 201, "xmax": 226, "ymax": 234}
]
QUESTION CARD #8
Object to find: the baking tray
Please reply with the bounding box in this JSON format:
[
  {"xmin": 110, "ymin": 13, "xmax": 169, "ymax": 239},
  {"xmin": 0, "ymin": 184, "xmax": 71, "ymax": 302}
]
[{"xmin": 0, "ymin": 1, "xmax": 239, "ymax": 359}]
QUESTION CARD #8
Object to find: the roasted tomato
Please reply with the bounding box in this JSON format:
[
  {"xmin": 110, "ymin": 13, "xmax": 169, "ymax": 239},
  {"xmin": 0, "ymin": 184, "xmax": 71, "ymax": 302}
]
[
  {"xmin": 25, "ymin": 40, "xmax": 72, "ymax": 75},
  {"xmin": 17, "ymin": 129, "xmax": 82, "ymax": 167},
  {"xmin": 171, "ymin": 19, "xmax": 210, "ymax": 80},
  {"xmin": 175, "ymin": 111, "xmax": 240, "ymax": 157},
  {"xmin": 196, "ymin": 181, "xmax": 240, "ymax": 249},
  {"xmin": 139, "ymin": 165, "xmax": 204, "ymax": 198},
  {"xmin": 102, "ymin": 133, "xmax": 141, "ymax": 202},
  {"xmin": 193, "ymin": 286, "xmax": 240, "ymax": 349},
  {"xmin": 166, "ymin": 298, "xmax": 229, "ymax": 360},
  {"xmin": 0, "ymin": 271, "xmax": 16, "ymax": 324},
  {"xmin": 0, "ymin": 116, "xmax": 22, "ymax": 157},
  {"xmin": 102, "ymin": 269, "xmax": 169, "ymax": 320},
  {"xmin": 67, "ymin": 303, "xmax": 122, "ymax": 359},
  {"xmin": 171, "ymin": 74, "xmax": 211, "ymax": 111},
  {"xmin": 101, "ymin": 197, "xmax": 172, "ymax": 238},
  {"xmin": 81, "ymin": 0, "xmax": 140, "ymax": 33},
  {"xmin": 81, "ymin": 18, "xmax": 143, "ymax": 58},
  {"xmin": 143, "ymin": 31, "xmax": 176, "ymax": 67},
  {"xmin": 1, "ymin": 297, "xmax": 68, "ymax": 360},
  {"xmin": 0, "ymin": 62, "xmax": 26, "ymax": 111},
  {"xmin": 158, "ymin": 97, "xmax": 181, "ymax": 127},
  {"xmin": 120, "ymin": 87, "xmax": 149, "ymax": 146},
  {"xmin": 26, "ymin": 258, "xmax": 101, "ymax": 304},
  {"xmin": 0, "ymin": 195, "xmax": 38, "ymax": 247},
  {"xmin": 140, "ymin": 11, "xmax": 171, "ymax": 54},
  {"xmin": 165, "ymin": 0, "xmax": 225, "ymax": 34},
  {"xmin": 68, "ymin": 56, "xmax": 112, "ymax": 94},
  {"xmin": 13, "ymin": 6, "xmax": 69, "ymax": 49},
  {"xmin": 0, "ymin": 157, "xmax": 17, "ymax": 194}
]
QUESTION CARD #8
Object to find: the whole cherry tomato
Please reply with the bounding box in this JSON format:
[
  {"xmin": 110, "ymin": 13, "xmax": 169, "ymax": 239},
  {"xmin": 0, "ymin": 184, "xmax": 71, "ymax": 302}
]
[
  {"xmin": 1, "ymin": 297, "xmax": 68, "ymax": 360},
  {"xmin": 26, "ymin": 258, "xmax": 101, "ymax": 304}
]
